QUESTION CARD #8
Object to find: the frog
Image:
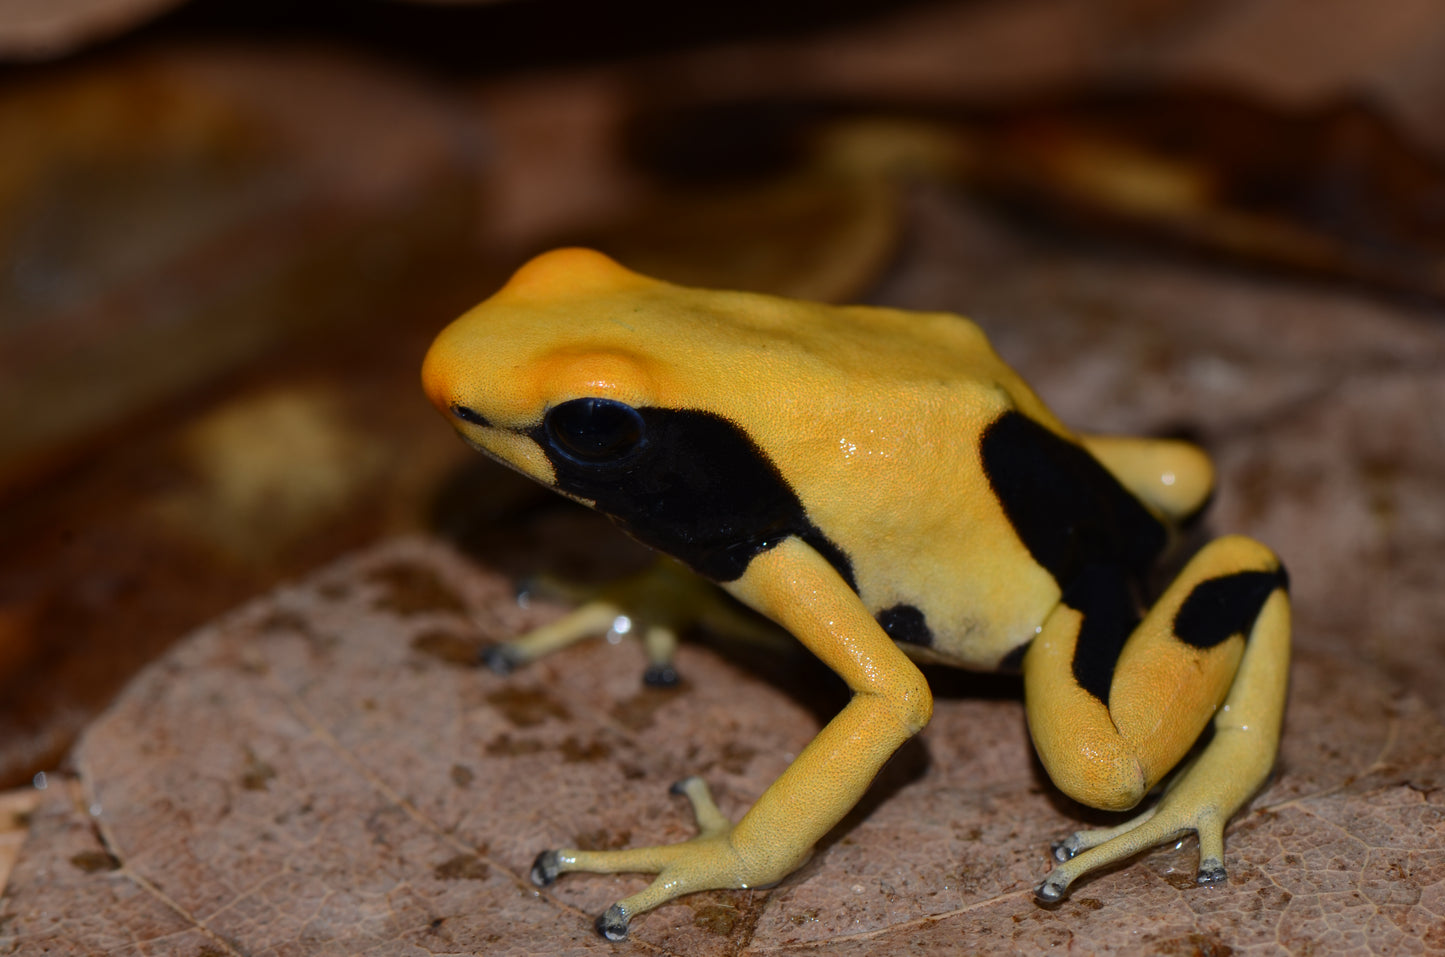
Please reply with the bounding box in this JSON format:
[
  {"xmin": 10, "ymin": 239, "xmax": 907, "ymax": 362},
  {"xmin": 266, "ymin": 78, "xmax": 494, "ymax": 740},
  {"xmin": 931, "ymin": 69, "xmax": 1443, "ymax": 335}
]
[{"xmin": 421, "ymin": 247, "xmax": 1291, "ymax": 941}]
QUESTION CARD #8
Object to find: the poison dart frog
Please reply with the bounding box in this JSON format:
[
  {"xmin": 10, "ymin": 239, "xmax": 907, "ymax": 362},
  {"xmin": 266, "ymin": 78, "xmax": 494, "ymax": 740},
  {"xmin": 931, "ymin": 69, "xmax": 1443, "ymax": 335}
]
[{"xmin": 422, "ymin": 248, "xmax": 1291, "ymax": 940}]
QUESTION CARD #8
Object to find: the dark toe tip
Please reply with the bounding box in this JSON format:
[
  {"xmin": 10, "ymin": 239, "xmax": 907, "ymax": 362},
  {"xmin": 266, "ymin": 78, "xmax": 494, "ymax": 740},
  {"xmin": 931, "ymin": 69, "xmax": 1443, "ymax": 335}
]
[
  {"xmin": 1034, "ymin": 876, "xmax": 1067, "ymax": 904},
  {"xmin": 596, "ymin": 904, "xmax": 629, "ymax": 941},
  {"xmin": 642, "ymin": 664, "xmax": 680, "ymax": 688},
  {"xmin": 669, "ymin": 775, "xmax": 701, "ymax": 796},
  {"xmin": 481, "ymin": 645, "xmax": 520, "ymax": 676},
  {"xmin": 530, "ymin": 850, "xmax": 561, "ymax": 886},
  {"xmin": 1197, "ymin": 862, "xmax": 1228, "ymax": 886}
]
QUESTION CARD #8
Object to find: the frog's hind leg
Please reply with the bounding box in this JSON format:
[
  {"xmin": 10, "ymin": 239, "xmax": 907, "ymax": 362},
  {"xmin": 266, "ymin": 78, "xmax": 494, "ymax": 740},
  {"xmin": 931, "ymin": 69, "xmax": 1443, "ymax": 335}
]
[
  {"xmin": 1078, "ymin": 434, "xmax": 1214, "ymax": 523},
  {"xmin": 1022, "ymin": 534, "xmax": 1290, "ymax": 901}
]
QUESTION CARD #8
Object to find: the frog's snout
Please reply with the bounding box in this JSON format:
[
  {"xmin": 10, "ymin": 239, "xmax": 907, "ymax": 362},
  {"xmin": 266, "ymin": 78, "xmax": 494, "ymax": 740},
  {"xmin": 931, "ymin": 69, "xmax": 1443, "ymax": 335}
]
[
  {"xmin": 420, "ymin": 335, "xmax": 461, "ymax": 418},
  {"xmin": 447, "ymin": 404, "xmax": 491, "ymax": 428}
]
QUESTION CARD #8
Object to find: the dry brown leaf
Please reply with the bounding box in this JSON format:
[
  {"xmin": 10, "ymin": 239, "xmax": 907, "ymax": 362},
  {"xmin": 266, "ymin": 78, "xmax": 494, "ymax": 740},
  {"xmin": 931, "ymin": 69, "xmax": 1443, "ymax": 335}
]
[
  {"xmin": 1, "ymin": 535, "xmax": 1441, "ymax": 955},
  {"xmin": 4, "ymin": 6, "xmax": 1445, "ymax": 950},
  {"xmin": 0, "ymin": 790, "xmax": 38, "ymax": 896},
  {"xmin": 0, "ymin": 44, "xmax": 476, "ymax": 492},
  {"xmin": 0, "ymin": 43, "xmax": 487, "ymax": 790}
]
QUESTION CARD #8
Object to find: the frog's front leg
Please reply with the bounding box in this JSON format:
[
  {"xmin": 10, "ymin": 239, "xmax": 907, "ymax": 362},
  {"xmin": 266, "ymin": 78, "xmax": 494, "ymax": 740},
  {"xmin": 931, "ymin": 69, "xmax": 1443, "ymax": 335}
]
[
  {"xmin": 1023, "ymin": 534, "xmax": 1290, "ymax": 901},
  {"xmin": 530, "ymin": 537, "xmax": 933, "ymax": 939}
]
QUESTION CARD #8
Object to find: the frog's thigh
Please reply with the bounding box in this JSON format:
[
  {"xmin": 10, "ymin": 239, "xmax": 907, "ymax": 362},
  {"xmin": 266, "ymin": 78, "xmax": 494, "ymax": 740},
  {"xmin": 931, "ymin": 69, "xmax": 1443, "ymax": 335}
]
[
  {"xmin": 1079, "ymin": 434, "xmax": 1214, "ymax": 521},
  {"xmin": 1025, "ymin": 535, "xmax": 1289, "ymax": 897}
]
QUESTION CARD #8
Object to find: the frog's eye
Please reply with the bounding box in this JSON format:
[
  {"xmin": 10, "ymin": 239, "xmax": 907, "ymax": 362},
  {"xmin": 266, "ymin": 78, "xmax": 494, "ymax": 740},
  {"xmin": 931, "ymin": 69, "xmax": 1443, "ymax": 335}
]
[{"xmin": 544, "ymin": 398, "xmax": 646, "ymax": 465}]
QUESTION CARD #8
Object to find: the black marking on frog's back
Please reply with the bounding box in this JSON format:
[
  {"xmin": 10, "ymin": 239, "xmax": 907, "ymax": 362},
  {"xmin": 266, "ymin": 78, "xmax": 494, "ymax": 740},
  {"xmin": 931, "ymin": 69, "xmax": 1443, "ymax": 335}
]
[
  {"xmin": 877, "ymin": 604, "xmax": 933, "ymax": 647},
  {"xmin": 981, "ymin": 411, "xmax": 1169, "ymax": 702},
  {"xmin": 980, "ymin": 412, "xmax": 1168, "ymax": 585},
  {"xmin": 529, "ymin": 407, "xmax": 855, "ymax": 588},
  {"xmin": 1174, "ymin": 567, "xmax": 1289, "ymax": 649}
]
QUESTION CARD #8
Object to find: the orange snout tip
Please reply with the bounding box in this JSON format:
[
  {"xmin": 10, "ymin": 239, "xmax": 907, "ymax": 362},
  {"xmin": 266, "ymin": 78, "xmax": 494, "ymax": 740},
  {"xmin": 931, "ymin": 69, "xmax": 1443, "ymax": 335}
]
[{"xmin": 420, "ymin": 338, "xmax": 457, "ymax": 415}]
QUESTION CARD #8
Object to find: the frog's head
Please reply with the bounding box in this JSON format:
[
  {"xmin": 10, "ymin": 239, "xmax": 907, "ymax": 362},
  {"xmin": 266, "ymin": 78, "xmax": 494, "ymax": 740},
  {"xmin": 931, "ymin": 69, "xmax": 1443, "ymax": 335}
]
[
  {"xmin": 421, "ymin": 248, "xmax": 676, "ymax": 490},
  {"xmin": 422, "ymin": 248, "xmax": 832, "ymax": 581}
]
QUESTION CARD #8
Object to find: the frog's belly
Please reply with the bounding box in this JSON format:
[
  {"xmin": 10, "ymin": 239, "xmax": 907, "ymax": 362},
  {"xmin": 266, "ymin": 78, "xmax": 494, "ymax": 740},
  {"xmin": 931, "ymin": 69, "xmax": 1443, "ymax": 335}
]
[
  {"xmin": 887, "ymin": 611, "xmax": 1040, "ymax": 671},
  {"xmin": 860, "ymin": 557, "xmax": 1059, "ymax": 671}
]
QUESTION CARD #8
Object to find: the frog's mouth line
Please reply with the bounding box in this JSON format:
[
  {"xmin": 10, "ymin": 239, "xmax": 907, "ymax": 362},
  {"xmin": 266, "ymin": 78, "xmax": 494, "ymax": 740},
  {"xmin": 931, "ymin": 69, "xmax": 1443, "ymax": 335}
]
[{"xmin": 454, "ymin": 422, "xmax": 597, "ymax": 511}]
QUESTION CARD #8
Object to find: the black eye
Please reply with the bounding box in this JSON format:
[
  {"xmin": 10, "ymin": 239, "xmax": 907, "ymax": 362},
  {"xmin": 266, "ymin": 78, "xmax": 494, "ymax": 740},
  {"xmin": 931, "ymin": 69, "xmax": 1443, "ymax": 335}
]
[{"xmin": 544, "ymin": 398, "xmax": 646, "ymax": 464}]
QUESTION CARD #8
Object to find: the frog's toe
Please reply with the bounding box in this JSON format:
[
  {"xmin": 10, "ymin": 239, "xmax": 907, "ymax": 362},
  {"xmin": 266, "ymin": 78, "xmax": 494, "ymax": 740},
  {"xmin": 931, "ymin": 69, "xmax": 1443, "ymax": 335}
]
[
  {"xmin": 1034, "ymin": 870, "xmax": 1070, "ymax": 904},
  {"xmin": 1196, "ymin": 858, "xmax": 1227, "ymax": 886},
  {"xmin": 513, "ymin": 577, "xmax": 538, "ymax": 603},
  {"xmin": 531, "ymin": 849, "xmax": 562, "ymax": 886},
  {"xmin": 1050, "ymin": 835, "xmax": 1083, "ymax": 862},
  {"xmin": 595, "ymin": 903, "xmax": 631, "ymax": 941},
  {"xmin": 642, "ymin": 663, "xmax": 680, "ymax": 688},
  {"xmin": 481, "ymin": 644, "xmax": 524, "ymax": 675}
]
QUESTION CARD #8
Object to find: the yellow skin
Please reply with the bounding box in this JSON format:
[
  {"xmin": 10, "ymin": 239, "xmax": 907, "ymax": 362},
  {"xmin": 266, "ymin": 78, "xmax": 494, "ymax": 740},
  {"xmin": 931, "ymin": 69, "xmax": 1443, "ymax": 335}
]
[{"xmin": 422, "ymin": 248, "xmax": 1291, "ymax": 940}]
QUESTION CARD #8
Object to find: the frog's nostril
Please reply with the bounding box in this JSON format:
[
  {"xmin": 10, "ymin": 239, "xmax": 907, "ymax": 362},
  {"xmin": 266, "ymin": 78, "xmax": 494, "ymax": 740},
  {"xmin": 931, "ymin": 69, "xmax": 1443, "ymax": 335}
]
[{"xmin": 451, "ymin": 404, "xmax": 490, "ymax": 427}]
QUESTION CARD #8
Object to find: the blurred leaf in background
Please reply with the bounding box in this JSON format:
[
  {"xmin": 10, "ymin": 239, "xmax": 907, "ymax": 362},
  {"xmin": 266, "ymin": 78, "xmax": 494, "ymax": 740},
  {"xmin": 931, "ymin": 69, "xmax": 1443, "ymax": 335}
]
[{"xmin": 1, "ymin": 1, "xmax": 1444, "ymax": 951}]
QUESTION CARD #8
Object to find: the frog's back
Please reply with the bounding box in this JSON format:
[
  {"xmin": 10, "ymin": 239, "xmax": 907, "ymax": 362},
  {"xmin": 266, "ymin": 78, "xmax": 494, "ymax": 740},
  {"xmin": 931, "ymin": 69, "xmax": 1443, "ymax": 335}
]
[{"xmin": 431, "ymin": 248, "xmax": 1172, "ymax": 672}]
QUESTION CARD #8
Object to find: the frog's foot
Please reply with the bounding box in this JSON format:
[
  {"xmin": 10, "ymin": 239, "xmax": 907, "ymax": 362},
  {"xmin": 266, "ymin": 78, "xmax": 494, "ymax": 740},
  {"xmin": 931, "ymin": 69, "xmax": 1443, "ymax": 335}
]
[
  {"xmin": 482, "ymin": 599, "xmax": 634, "ymax": 675},
  {"xmin": 479, "ymin": 643, "xmax": 524, "ymax": 676},
  {"xmin": 530, "ymin": 777, "xmax": 798, "ymax": 941},
  {"xmin": 494, "ymin": 558, "xmax": 734, "ymax": 684},
  {"xmin": 1035, "ymin": 787, "xmax": 1230, "ymax": 902},
  {"xmin": 641, "ymin": 661, "xmax": 681, "ymax": 688},
  {"xmin": 1023, "ymin": 536, "xmax": 1290, "ymax": 904}
]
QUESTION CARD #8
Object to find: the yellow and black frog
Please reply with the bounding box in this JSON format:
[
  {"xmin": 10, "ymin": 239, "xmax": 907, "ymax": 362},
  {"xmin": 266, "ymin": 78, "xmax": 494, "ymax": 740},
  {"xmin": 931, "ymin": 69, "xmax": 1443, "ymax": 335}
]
[{"xmin": 422, "ymin": 248, "xmax": 1290, "ymax": 940}]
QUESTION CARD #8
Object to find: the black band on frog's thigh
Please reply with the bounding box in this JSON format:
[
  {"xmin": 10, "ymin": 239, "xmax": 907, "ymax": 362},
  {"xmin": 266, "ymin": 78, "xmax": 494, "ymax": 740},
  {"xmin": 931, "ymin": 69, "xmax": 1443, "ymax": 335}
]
[
  {"xmin": 1173, "ymin": 567, "xmax": 1289, "ymax": 649},
  {"xmin": 529, "ymin": 407, "xmax": 855, "ymax": 589},
  {"xmin": 1061, "ymin": 564, "xmax": 1142, "ymax": 704}
]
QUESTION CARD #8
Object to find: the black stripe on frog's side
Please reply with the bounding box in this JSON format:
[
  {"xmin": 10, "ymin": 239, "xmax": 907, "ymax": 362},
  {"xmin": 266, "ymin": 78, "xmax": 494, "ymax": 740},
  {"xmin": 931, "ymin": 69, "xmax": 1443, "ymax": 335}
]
[
  {"xmin": 980, "ymin": 411, "xmax": 1168, "ymax": 586},
  {"xmin": 877, "ymin": 604, "xmax": 933, "ymax": 647},
  {"xmin": 1174, "ymin": 567, "xmax": 1289, "ymax": 649},
  {"xmin": 980, "ymin": 411, "xmax": 1168, "ymax": 703},
  {"xmin": 527, "ymin": 407, "xmax": 856, "ymax": 589}
]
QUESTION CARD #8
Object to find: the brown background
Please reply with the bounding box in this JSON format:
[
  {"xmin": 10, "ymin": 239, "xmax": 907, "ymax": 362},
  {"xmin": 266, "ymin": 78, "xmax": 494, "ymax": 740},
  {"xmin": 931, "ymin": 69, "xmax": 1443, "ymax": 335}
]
[{"xmin": 1, "ymin": 1, "xmax": 1443, "ymax": 953}]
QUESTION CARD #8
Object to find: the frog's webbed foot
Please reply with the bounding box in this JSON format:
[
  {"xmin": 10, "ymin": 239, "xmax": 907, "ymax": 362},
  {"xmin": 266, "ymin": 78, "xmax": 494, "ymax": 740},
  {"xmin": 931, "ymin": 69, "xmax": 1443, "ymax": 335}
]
[
  {"xmin": 1034, "ymin": 772, "xmax": 1232, "ymax": 902},
  {"xmin": 485, "ymin": 558, "xmax": 724, "ymax": 685},
  {"xmin": 531, "ymin": 777, "xmax": 788, "ymax": 941},
  {"xmin": 485, "ymin": 594, "xmax": 662, "ymax": 678},
  {"xmin": 491, "ymin": 557, "xmax": 786, "ymax": 686},
  {"xmin": 641, "ymin": 661, "xmax": 681, "ymax": 688}
]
